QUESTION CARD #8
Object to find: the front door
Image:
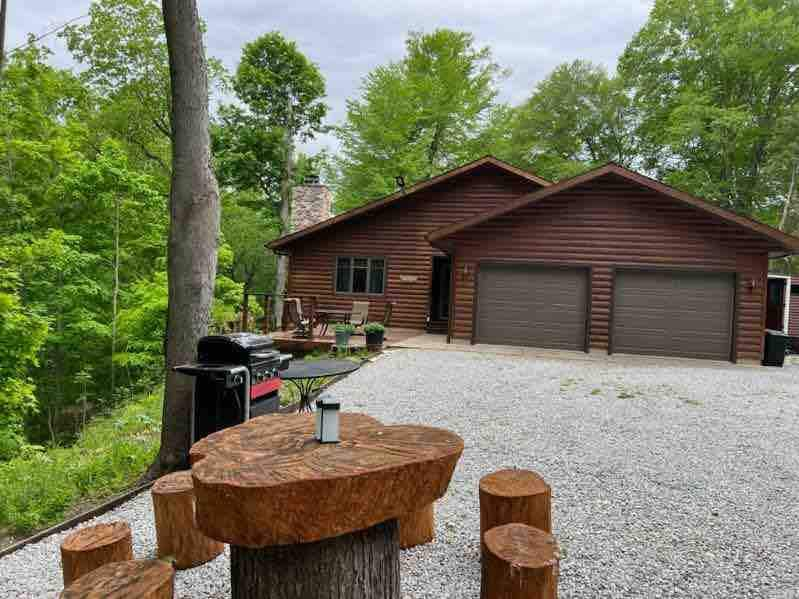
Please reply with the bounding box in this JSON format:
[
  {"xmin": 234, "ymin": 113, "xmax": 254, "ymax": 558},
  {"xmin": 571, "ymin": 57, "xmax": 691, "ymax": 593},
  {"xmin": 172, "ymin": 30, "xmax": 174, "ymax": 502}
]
[{"xmin": 430, "ymin": 256, "xmax": 451, "ymax": 322}]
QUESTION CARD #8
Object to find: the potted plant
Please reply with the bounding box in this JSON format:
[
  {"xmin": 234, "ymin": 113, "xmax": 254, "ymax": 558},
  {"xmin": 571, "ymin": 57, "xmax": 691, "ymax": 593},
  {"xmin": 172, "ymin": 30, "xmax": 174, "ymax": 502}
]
[
  {"xmin": 334, "ymin": 323, "xmax": 356, "ymax": 349},
  {"xmin": 364, "ymin": 322, "xmax": 386, "ymax": 351}
]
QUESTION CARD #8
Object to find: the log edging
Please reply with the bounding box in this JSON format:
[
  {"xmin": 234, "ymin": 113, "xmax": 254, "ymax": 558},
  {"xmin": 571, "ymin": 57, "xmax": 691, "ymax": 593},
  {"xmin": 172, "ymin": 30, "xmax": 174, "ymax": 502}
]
[{"xmin": 0, "ymin": 481, "xmax": 155, "ymax": 559}]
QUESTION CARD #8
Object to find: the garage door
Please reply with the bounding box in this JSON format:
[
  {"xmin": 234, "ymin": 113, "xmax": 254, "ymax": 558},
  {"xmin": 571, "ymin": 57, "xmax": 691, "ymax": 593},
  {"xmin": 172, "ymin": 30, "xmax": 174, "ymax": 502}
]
[
  {"xmin": 475, "ymin": 264, "xmax": 588, "ymax": 350},
  {"xmin": 611, "ymin": 270, "xmax": 734, "ymax": 360}
]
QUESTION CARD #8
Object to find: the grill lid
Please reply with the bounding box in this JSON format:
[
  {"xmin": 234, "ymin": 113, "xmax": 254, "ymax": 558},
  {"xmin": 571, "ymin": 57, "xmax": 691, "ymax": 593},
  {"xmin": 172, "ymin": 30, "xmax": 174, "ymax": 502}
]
[{"xmin": 197, "ymin": 332, "xmax": 276, "ymax": 364}]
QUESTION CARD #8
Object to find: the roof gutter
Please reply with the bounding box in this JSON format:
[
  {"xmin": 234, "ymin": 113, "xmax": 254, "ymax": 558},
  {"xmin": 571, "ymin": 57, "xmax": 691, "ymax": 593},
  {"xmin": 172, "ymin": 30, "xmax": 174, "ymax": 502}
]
[{"xmin": 265, "ymin": 242, "xmax": 291, "ymax": 257}]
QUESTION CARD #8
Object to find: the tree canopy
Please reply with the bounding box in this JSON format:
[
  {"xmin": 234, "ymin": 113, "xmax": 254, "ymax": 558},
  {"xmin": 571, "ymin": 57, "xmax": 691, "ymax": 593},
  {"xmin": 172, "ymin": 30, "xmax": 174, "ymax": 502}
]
[
  {"xmin": 507, "ymin": 60, "xmax": 636, "ymax": 181},
  {"xmin": 618, "ymin": 0, "xmax": 799, "ymax": 216},
  {"xmin": 333, "ymin": 29, "xmax": 506, "ymax": 211}
]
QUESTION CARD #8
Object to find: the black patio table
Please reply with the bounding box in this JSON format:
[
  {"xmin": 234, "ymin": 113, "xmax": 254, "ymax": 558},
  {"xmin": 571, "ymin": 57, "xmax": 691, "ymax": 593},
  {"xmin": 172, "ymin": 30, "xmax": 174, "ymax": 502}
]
[{"xmin": 280, "ymin": 359, "xmax": 361, "ymax": 413}]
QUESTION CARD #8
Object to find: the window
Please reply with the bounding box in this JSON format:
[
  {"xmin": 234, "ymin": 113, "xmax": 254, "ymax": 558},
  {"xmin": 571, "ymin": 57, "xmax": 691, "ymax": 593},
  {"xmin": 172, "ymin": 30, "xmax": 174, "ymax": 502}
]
[{"xmin": 335, "ymin": 257, "xmax": 385, "ymax": 294}]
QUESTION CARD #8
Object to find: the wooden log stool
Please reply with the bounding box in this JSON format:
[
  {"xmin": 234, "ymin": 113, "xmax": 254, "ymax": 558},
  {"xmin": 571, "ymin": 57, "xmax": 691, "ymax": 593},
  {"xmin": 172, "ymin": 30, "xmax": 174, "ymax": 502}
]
[
  {"xmin": 399, "ymin": 503, "xmax": 435, "ymax": 549},
  {"xmin": 481, "ymin": 523, "xmax": 559, "ymax": 599},
  {"xmin": 60, "ymin": 521, "xmax": 133, "ymax": 586},
  {"xmin": 152, "ymin": 470, "xmax": 224, "ymax": 569},
  {"xmin": 479, "ymin": 469, "xmax": 551, "ymax": 552},
  {"xmin": 60, "ymin": 559, "xmax": 174, "ymax": 598}
]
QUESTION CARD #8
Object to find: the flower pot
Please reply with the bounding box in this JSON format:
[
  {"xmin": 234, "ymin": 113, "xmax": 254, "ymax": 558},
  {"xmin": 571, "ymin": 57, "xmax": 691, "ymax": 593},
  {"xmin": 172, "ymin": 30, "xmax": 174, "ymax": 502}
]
[
  {"xmin": 335, "ymin": 330, "xmax": 351, "ymax": 348},
  {"xmin": 365, "ymin": 330, "xmax": 385, "ymax": 351}
]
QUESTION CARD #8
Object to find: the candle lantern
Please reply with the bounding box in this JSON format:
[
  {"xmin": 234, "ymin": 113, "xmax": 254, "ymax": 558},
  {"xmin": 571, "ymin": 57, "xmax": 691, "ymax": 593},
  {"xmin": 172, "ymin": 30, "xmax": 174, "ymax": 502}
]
[{"xmin": 314, "ymin": 398, "xmax": 340, "ymax": 443}]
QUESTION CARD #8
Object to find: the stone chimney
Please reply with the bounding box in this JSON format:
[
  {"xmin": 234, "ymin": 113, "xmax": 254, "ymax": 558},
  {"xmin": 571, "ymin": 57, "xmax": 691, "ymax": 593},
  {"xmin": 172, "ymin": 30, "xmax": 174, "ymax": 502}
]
[{"xmin": 291, "ymin": 175, "xmax": 332, "ymax": 232}]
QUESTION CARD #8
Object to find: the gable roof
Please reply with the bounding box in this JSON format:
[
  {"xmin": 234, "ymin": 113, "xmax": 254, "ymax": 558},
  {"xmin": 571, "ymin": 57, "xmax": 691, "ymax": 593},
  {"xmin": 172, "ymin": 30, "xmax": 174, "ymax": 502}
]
[
  {"xmin": 267, "ymin": 156, "xmax": 550, "ymax": 251},
  {"xmin": 428, "ymin": 162, "xmax": 799, "ymax": 256}
]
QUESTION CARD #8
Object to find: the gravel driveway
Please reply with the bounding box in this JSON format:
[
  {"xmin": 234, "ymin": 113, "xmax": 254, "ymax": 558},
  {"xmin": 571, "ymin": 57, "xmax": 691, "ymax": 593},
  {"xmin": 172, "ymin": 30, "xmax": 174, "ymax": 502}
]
[{"xmin": 2, "ymin": 349, "xmax": 797, "ymax": 598}]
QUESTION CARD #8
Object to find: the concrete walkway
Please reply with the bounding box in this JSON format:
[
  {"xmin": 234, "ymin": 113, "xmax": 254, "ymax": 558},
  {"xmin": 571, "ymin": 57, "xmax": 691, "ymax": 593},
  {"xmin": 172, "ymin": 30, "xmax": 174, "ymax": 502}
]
[{"xmin": 390, "ymin": 332, "xmax": 758, "ymax": 370}]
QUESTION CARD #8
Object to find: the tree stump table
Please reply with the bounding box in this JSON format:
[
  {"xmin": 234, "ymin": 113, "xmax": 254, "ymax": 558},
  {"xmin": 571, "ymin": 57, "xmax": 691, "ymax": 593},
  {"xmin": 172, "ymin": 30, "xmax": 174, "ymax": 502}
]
[
  {"xmin": 189, "ymin": 412, "xmax": 464, "ymax": 599},
  {"xmin": 481, "ymin": 523, "xmax": 559, "ymax": 599},
  {"xmin": 60, "ymin": 521, "xmax": 133, "ymax": 586},
  {"xmin": 60, "ymin": 559, "xmax": 174, "ymax": 598},
  {"xmin": 479, "ymin": 469, "xmax": 551, "ymax": 552},
  {"xmin": 151, "ymin": 470, "xmax": 224, "ymax": 569}
]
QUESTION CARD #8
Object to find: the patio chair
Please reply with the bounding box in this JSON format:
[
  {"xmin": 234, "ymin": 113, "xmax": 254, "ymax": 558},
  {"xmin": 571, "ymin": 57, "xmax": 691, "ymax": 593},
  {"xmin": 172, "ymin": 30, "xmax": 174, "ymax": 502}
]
[
  {"xmin": 351, "ymin": 300, "xmax": 370, "ymax": 332},
  {"xmin": 286, "ymin": 298, "xmax": 312, "ymax": 338},
  {"xmin": 380, "ymin": 301, "xmax": 394, "ymax": 341},
  {"xmin": 382, "ymin": 301, "xmax": 394, "ymax": 327}
]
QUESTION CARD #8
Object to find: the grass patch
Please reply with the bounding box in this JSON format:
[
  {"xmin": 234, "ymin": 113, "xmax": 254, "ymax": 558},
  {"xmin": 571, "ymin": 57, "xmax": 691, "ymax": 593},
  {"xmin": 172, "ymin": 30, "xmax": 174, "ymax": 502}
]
[{"xmin": 0, "ymin": 389, "xmax": 162, "ymax": 536}]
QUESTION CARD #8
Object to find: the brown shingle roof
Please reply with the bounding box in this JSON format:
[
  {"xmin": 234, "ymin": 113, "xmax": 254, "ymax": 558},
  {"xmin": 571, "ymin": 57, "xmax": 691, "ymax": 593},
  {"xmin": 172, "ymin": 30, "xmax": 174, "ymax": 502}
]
[
  {"xmin": 427, "ymin": 162, "xmax": 799, "ymax": 256},
  {"xmin": 267, "ymin": 156, "xmax": 550, "ymax": 251}
]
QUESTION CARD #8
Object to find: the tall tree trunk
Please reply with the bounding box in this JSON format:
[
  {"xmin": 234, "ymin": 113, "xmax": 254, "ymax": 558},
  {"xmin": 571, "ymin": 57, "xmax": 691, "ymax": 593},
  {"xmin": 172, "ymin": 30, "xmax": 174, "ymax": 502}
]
[
  {"xmin": 110, "ymin": 194, "xmax": 120, "ymax": 403},
  {"xmin": 778, "ymin": 161, "xmax": 798, "ymax": 231},
  {"xmin": 273, "ymin": 113, "xmax": 294, "ymax": 326},
  {"xmin": 152, "ymin": 0, "xmax": 220, "ymax": 476},
  {"xmin": 0, "ymin": 0, "xmax": 7, "ymax": 77}
]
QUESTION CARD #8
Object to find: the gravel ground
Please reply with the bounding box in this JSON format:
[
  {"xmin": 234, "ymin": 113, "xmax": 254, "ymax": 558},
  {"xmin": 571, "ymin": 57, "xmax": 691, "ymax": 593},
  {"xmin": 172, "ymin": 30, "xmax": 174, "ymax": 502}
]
[{"xmin": 2, "ymin": 349, "xmax": 798, "ymax": 598}]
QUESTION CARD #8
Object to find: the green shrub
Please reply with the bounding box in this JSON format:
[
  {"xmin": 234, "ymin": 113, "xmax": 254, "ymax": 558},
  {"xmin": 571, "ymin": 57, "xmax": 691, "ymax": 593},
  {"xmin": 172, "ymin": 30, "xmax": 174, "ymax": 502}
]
[
  {"xmin": 0, "ymin": 389, "xmax": 162, "ymax": 535},
  {"xmin": 334, "ymin": 323, "xmax": 356, "ymax": 334},
  {"xmin": 363, "ymin": 322, "xmax": 385, "ymax": 334}
]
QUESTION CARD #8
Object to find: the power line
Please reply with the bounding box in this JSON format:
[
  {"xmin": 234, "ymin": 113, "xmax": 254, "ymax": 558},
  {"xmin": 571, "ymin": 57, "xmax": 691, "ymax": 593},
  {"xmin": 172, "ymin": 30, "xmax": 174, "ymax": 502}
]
[{"xmin": 6, "ymin": 12, "xmax": 89, "ymax": 57}]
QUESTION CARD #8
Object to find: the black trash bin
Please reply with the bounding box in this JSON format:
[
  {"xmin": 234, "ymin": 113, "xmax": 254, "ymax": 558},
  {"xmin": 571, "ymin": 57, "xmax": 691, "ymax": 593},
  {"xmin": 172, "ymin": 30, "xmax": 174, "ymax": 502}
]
[{"xmin": 763, "ymin": 329, "xmax": 788, "ymax": 367}]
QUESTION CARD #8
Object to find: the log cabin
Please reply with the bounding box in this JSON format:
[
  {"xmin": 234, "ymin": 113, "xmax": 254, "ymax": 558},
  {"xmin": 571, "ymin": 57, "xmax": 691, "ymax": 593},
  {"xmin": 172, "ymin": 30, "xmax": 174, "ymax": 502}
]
[{"xmin": 268, "ymin": 157, "xmax": 799, "ymax": 363}]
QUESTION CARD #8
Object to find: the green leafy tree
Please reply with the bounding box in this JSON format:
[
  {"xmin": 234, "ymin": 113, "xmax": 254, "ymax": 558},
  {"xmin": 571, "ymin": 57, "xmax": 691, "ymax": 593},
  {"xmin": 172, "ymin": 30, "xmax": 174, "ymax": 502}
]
[
  {"xmin": 115, "ymin": 270, "xmax": 169, "ymax": 379},
  {"xmin": 220, "ymin": 191, "xmax": 281, "ymax": 299},
  {"xmin": 116, "ymin": 262, "xmax": 244, "ymax": 384},
  {"xmin": 13, "ymin": 231, "xmax": 106, "ymax": 444},
  {"xmin": 61, "ymin": 0, "xmax": 173, "ymax": 176},
  {"xmin": 230, "ymin": 31, "xmax": 327, "ymax": 319},
  {"xmin": 46, "ymin": 140, "xmax": 166, "ymax": 403},
  {"xmin": 0, "ymin": 249, "xmax": 49, "ymax": 459},
  {"xmin": 334, "ymin": 62, "xmax": 432, "ymax": 208},
  {"xmin": 334, "ymin": 29, "xmax": 506, "ymax": 210},
  {"xmin": 766, "ymin": 107, "xmax": 799, "ymax": 232},
  {"xmin": 212, "ymin": 105, "xmax": 286, "ymax": 206},
  {"xmin": 618, "ymin": 0, "xmax": 799, "ymax": 214},
  {"xmin": 509, "ymin": 60, "xmax": 636, "ymax": 181},
  {"xmin": 0, "ymin": 45, "xmax": 88, "ymax": 236}
]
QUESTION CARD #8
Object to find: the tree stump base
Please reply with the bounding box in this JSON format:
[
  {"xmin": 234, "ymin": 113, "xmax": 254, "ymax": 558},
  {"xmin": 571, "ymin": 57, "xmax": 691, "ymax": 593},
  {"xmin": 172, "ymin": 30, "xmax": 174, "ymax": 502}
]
[
  {"xmin": 399, "ymin": 503, "xmax": 435, "ymax": 549},
  {"xmin": 152, "ymin": 470, "xmax": 224, "ymax": 569},
  {"xmin": 60, "ymin": 521, "xmax": 133, "ymax": 586},
  {"xmin": 230, "ymin": 519, "xmax": 400, "ymax": 599},
  {"xmin": 481, "ymin": 524, "xmax": 559, "ymax": 599},
  {"xmin": 479, "ymin": 469, "xmax": 551, "ymax": 553},
  {"xmin": 60, "ymin": 559, "xmax": 174, "ymax": 598}
]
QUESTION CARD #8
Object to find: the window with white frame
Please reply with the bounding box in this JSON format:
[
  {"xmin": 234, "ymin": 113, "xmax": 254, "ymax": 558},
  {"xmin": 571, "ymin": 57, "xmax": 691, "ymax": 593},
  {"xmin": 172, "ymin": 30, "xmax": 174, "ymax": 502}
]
[{"xmin": 335, "ymin": 257, "xmax": 385, "ymax": 294}]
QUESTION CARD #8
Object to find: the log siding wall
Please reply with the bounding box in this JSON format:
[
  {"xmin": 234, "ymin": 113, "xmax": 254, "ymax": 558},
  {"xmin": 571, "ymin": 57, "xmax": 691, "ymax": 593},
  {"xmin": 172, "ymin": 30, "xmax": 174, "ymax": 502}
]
[
  {"xmin": 447, "ymin": 175, "xmax": 774, "ymax": 362},
  {"xmin": 284, "ymin": 166, "xmax": 540, "ymax": 329}
]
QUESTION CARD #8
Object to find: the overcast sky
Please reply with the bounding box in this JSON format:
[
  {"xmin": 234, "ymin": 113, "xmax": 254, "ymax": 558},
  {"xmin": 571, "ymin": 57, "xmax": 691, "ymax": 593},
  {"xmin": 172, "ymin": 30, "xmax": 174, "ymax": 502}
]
[{"xmin": 7, "ymin": 0, "xmax": 654, "ymax": 153}]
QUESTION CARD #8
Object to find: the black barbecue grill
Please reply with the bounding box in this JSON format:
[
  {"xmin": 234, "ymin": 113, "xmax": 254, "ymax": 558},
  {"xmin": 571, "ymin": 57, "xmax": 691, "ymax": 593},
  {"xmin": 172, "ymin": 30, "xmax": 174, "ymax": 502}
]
[{"xmin": 174, "ymin": 333, "xmax": 291, "ymax": 443}]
